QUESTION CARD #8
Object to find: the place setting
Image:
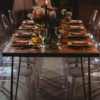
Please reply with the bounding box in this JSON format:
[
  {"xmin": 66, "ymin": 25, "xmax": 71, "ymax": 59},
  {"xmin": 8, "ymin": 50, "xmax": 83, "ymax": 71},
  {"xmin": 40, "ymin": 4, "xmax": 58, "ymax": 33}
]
[
  {"xmin": 68, "ymin": 32, "xmax": 89, "ymax": 40},
  {"xmin": 22, "ymin": 20, "xmax": 34, "ymax": 25},
  {"xmin": 67, "ymin": 40, "xmax": 93, "ymax": 50},
  {"xmin": 18, "ymin": 24, "xmax": 38, "ymax": 30},
  {"xmin": 14, "ymin": 30, "xmax": 38, "ymax": 38},
  {"xmin": 11, "ymin": 39, "xmax": 33, "ymax": 49},
  {"xmin": 69, "ymin": 20, "xmax": 83, "ymax": 25}
]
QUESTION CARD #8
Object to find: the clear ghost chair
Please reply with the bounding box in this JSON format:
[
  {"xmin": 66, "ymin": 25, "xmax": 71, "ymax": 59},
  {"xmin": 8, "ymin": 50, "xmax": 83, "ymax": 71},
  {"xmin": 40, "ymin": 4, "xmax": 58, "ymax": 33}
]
[
  {"xmin": 93, "ymin": 16, "xmax": 100, "ymax": 47},
  {"xmin": 84, "ymin": 16, "xmax": 100, "ymax": 66},
  {"xmin": 1, "ymin": 14, "xmax": 15, "ymax": 64},
  {"xmin": 62, "ymin": 57, "xmax": 100, "ymax": 100},
  {"xmin": 0, "ymin": 24, "xmax": 7, "ymax": 65},
  {"xmin": 1, "ymin": 14, "xmax": 42, "ymax": 99},
  {"xmin": 8, "ymin": 10, "xmax": 18, "ymax": 31},
  {"xmin": 1, "ymin": 14, "xmax": 13, "ymax": 42},
  {"xmin": 61, "ymin": 10, "xmax": 98, "ymax": 73},
  {"xmin": 0, "ymin": 23, "xmax": 40, "ymax": 100},
  {"xmin": 91, "ymin": 16, "xmax": 100, "ymax": 65},
  {"xmin": 87, "ymin": 10, "xmax": 98, "ymax": 39},
  {"xmin": 62, "ymin": 16, "xmax": 100, "ymax": 100}
]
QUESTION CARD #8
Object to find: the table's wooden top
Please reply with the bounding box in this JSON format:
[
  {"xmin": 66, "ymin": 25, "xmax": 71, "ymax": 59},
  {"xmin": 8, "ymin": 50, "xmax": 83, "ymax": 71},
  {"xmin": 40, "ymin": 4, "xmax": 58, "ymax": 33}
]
[{"xmin": 2, "ymin": 20, "xmax": 99, "ymax": 57}]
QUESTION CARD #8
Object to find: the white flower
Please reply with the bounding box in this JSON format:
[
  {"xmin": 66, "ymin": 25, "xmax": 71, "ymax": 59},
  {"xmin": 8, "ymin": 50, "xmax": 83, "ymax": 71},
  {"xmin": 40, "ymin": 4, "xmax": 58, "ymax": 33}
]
[
  {"xmin": 37, "ymin": 8, "xmax": 45, "ymax": 16},
  {"xmin": 61, "ymin": 9, "xmax": 67, "ymax": 15},
  {"xmin": 49, "ymin": 11, "xmax": 56, "ymax": 20}
]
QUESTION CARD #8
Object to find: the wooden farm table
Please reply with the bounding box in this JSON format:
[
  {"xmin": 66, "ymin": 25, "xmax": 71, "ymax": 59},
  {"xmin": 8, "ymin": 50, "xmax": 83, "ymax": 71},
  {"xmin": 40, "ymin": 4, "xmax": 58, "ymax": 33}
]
[{"xmin": 2, "ymin": 20, "xmax": 99, "ymax": 100}]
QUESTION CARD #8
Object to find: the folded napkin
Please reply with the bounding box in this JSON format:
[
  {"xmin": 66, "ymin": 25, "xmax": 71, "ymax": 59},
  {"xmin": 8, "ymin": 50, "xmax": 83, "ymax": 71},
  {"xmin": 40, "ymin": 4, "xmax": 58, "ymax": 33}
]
[
  {"xmin": 21, "ymin": 25, "xmax": 35, "ymax": 28},
  {"xmin": 71, "ymin": 41, "xmax": 89, "ymax": 46},
  {"xmin": 16, "ymin": 31, "xmax": 32, "ymax": 36},
  {"xmin": 23, "ymin": 20, "xmax": 34, "ymax": 24},
  {"xmin": 70, "ymin": 20, "xmax": 82, "ymax": 23},
  {"xmin": 12, "ymin": 40, "xmax": 29, "ymax": 45},
  {"xmin": 71, "ymin": 26, "xmax": 85, "ymax": 30}
]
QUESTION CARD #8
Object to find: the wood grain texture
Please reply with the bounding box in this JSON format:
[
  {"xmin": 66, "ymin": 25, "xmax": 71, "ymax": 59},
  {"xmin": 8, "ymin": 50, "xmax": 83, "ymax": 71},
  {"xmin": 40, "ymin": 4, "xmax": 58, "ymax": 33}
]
[{"xmin": 2, "ymin": 20, "xmax": 99, "ymax": 57}]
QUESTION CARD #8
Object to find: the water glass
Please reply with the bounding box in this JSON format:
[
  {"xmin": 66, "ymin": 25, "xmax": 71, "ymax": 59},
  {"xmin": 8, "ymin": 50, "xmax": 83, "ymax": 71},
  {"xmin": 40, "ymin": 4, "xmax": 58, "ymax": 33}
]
[
  {"xmin": 55, "ymin": 27, "xmax": 62, "ymax": 45},
  {"xmin": 39, "ymin": 28, "xmax": 48, "ymax": 48}
]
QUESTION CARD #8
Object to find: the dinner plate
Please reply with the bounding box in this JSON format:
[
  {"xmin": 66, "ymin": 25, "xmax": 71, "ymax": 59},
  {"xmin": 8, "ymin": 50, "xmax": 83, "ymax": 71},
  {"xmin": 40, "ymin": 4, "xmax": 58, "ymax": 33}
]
[
  {"xmin": 19, "ymin": 25, "xmax": 37, "ymax": 30},
  {"xmin": 70, "ymin": 20, "xmax": 83, "ymax": 24},
  {"xmin": 68, "ymin": 33, "xmax": 88, "ymax": 38},
  {"xmin": 22, "ymin": 20, "xmax": 34, "ymax": 25},
  {"xmin": 11, "ymin": 40, "xmax": 33, "ymax": 47},
  {"xmin": 71, "ymin": 26, "xmax": 85, "ymax": 30},
  {"xmin": 14, "ymin": 31, "xmax": 33, "ymax": 37},
  {"xmin": 68, "ymin": 41, "xmax": 93, "ymax": 48}
]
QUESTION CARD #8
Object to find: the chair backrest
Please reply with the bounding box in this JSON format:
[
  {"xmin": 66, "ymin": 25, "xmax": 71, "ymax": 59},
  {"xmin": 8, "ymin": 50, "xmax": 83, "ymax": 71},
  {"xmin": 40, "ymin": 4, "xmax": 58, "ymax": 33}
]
[
  {"xmin": 1, "ymin": 14, "xmax": 13, "ymax": 41},
  {"xmin": 8, "ymin": 10, "xmax": 17, "ymax": 31},
  {"xmin": 88, "ymin": 10, "xmax": 98, "ymax": 33},
  {"xmin": 0, "ymin": 23, "xmax": 7, "ymax": 50},
  {"xmin": 92, "ymin": 16, "xmax": 100, "ymax": 49}
]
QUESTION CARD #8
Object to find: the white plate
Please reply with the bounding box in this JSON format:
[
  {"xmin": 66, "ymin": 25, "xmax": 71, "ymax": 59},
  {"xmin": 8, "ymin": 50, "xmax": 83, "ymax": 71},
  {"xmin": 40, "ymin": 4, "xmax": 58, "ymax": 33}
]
[
  {"xmin": 19, "ymin": 25, "xmax": 36, "ymax": 30},
  {"xmin": 69, "ymin": 33, "xmax": 88, "ymax": 38},
  {"xmin": 11, "ymin": 40, "xmax": 33, "ymax": 47},
  {"xmin": 15, "ymin": 31, "xmax": 33, "ymax": 37},
  {"xmin": 68, "ymin": 41, "xmax": 92, "ymax": 47},
  {"xmin": 71, "ymin": 26, "xmax": 85, "ymax": 30},
  {"xmin": 22, "ymin": 20, "xmax": 34, "ymax": 25},
  {"xmin": 70, "ymin": 20, "xmax": 83, "ymax": 24}
]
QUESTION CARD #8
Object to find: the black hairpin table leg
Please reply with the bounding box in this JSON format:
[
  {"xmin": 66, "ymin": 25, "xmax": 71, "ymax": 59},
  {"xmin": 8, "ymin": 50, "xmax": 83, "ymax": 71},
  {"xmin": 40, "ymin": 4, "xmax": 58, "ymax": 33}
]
[
  {"xmin": 88, "ymin": 58, "xmax": 91, "ymax": 100},
  {"xmin": 10, "ymin": 56, "xmax": 14, "ymax": 100},
  {"xmin": 15, "ymin": 57, "xmax": 21, "ymax": 100},
  {"xmin": 80, "ymin": 57, "xmax": 87, "ymax": 100}
]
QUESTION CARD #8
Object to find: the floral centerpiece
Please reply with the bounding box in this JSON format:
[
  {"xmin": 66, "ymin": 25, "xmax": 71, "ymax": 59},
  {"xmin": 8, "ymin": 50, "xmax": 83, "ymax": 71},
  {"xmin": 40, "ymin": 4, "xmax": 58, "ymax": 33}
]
[
  {"xmin": 28, "ymin": 5, "xmax": 71, "ymax": 48},
  {"xmin": 32, "ymin": 6, "xmax": 59, "ymax": 26}
]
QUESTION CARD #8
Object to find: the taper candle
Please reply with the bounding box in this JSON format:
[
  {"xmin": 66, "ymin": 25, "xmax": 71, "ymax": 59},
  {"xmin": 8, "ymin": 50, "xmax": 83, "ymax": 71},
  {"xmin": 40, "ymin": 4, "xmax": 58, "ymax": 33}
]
[{"xmin": 45, "ymin": 0, "xmax": 48, "ymax": 28}]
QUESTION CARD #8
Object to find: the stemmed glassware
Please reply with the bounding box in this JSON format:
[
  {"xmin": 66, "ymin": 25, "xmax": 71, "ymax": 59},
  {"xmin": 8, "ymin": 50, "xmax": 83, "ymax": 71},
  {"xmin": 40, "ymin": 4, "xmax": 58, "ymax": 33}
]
[
  {"xmin": 39, "ymin": 28, "xmax": 48, "ymax": 48},
  {"xmin": 55, "ymin": 27, "xmax": 62, "ymax": 48}
]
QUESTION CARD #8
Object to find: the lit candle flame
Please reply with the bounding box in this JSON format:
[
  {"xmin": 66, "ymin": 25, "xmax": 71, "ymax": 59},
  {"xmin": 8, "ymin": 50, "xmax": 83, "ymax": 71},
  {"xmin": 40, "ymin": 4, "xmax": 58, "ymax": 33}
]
[{"xmin": 46, "ymin": 0, "xmax": 48, "ymax": 5}]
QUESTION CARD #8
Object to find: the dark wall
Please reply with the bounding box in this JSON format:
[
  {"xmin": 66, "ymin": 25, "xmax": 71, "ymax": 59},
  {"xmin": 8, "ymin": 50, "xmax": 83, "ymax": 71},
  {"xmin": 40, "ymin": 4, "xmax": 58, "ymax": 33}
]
[
  {"xmin": 0, "ymin": 0, "xmax": 13, "ymax": 16},
  {"xmin": 79, "ymin": 0, "xmax": 100, "ymax": 26}
]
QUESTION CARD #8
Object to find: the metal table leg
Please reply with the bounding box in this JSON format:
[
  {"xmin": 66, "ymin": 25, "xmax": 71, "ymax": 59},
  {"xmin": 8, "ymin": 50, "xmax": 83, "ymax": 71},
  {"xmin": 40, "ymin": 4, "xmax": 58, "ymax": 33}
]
[
  {"xmin": 80, "ymin": 57, "xmax": 86, "ymax": 100},
  {"xmin": 10, "ymin": 56, "xmax": 14, "ymax": 100},
  {"xmin": 88, "ymin": 58, "xmax": 91, "ymax": 100},
  {"xmin": 15, "ymin": 57, "xmax": 21, "ymax": 100}
]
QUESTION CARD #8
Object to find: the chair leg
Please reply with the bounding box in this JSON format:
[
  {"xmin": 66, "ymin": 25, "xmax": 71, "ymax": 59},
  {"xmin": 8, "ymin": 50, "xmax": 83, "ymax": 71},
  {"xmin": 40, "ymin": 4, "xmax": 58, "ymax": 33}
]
[
  {"xmin": 0, "ymin": 76, "xmax": 6, "ymax": 89},
  {"xmin": 38, "ymin": 57, "xmax": 44, "ymax": 79}
]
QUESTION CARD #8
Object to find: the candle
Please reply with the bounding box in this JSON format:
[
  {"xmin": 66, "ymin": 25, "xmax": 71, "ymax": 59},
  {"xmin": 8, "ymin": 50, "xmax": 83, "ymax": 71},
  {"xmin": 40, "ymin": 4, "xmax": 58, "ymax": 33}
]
[
  {"xmin": 45, "ymin": 0, "xmax": 48, "ymax": 28},
  {"xmin": 46, "ymin": 0, "xmax": 48, "ymax": 5}
]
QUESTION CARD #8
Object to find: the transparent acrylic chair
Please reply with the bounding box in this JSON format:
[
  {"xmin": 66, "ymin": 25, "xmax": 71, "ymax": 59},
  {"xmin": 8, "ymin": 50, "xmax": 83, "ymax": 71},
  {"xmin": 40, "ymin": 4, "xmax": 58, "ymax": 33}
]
[
  {"xmin": 1, "ymin": 14, "xmax": 17, "ymax": 64},
  {"xmin": 87, "ymin": 10, "xmax": 98, "ymax": 39},
  {"xmin": 62, "ymin": 16, "xmax": 100, "ymax": 100},
  {"xmin": 85, "ymin": 16, "xmax": 100, "ymax": 66},
  {"xmin": 0, "ymin": 14, "xmax": 41, "ymax": 100},
  {"xmin": 0, "ymin": 23, "xmax": 40, "ymax": 99},
  {"xmin": 8, "ymin": 10, "xmax": 18, "ymax": 32}
]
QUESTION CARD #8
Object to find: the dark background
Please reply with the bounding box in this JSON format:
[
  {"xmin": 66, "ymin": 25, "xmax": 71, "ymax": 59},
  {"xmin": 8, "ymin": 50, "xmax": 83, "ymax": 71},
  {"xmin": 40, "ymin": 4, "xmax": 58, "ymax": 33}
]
[
  {"xmin": 0, "ymin": 0, "xmax": 79, "ymax": 18},
  {"xmin": 0, "ymin": 0, "xmax": 100, "ymax": 26}
]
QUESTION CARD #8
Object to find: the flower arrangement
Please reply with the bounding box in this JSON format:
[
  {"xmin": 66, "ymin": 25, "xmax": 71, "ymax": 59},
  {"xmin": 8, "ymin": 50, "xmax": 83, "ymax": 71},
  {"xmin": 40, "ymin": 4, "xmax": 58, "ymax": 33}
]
[
  {"xmin": 61, "ymin": 9, "xmax": 72, "ymax": 23},
  {"xmin": 32, "ymin": 6, "xmax": 64, "ymax": 27},
  {"xmin": 32, "ymin": 6, "xmax": 46, "ymax": 23}
]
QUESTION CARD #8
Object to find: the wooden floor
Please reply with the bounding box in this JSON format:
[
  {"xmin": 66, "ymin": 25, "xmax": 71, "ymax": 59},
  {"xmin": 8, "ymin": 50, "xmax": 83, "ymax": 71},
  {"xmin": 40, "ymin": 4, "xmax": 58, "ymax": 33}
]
[{"xmin": 0, "ymin": 57, "xmax": 100, "ymax": 100}]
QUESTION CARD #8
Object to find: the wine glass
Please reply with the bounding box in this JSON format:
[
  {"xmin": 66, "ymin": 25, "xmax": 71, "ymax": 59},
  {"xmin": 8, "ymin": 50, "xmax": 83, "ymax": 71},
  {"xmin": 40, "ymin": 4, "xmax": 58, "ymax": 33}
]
[
  {"xmin": 39, "ymin": 28, "xmax": 48, "ymax": 48},
  {"xmin": 55, "ymin": 27, "xmax": 62, "ymax": 46}
]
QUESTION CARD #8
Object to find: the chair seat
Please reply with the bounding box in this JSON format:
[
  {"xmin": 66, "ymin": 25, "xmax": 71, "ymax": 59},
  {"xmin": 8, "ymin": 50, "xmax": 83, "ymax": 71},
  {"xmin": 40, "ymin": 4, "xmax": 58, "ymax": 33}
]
[{"xmin": 0, "ymin": 66, "xmax": 17, "ymax": 76}]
